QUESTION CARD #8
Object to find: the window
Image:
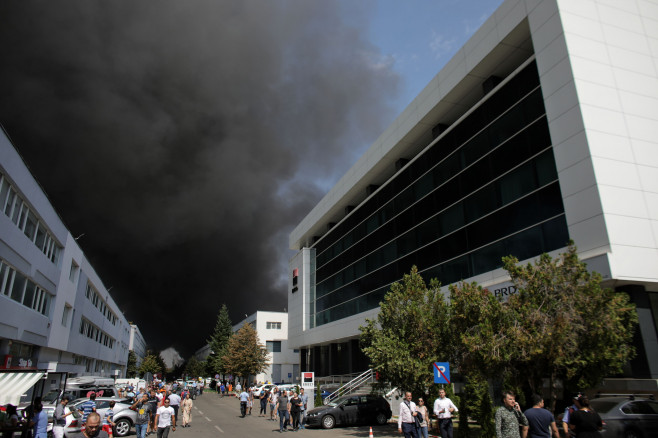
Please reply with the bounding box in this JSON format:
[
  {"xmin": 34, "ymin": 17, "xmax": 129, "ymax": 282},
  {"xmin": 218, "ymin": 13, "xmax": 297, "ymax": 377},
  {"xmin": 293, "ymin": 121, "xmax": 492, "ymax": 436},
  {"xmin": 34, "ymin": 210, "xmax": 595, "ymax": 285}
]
[
  {"xmin": 69, "ymin": 261, "xmax": 79, "ymax": 283},
  {"xmin": 266, "ymin": 341, "xmax": 282, "ymax": 353},
  {"xmin": 62, "ymin": 305, "xmax": 72, "ymax": 327},
  {"xmin": 266, "ymin": 322, "xmax": 281, "ymax": 330}
]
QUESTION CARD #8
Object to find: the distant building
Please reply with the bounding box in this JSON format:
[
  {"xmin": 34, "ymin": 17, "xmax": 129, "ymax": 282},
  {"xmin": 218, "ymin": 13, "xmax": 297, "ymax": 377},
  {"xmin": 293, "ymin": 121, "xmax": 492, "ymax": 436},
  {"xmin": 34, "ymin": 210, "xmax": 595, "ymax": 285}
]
[
  {"xmin": 129, "ymin": 324, "xmax": 147, "ymax": 368},
  {"xmin": 0, "ymin": 126, "xmax": 141, "ymax": 404},
  {"xmin": 288, "ymin": 0, "xmax": 658, "ymax": 383},
  {"xmin": 194, "ymin": 344, "xmax": 211, "ymax": 362},
  {"xmin": 233, "ymin": 311, "xmax": 298, "ymax": 384}
]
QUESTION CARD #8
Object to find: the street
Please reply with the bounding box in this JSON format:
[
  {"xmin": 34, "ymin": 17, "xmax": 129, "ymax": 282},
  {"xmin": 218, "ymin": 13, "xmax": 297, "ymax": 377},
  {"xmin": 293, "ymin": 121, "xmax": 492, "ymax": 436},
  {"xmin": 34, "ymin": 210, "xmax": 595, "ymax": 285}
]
[{"xmin": 155, "ymin": 393, "xmax": 404, "ymax": 438}]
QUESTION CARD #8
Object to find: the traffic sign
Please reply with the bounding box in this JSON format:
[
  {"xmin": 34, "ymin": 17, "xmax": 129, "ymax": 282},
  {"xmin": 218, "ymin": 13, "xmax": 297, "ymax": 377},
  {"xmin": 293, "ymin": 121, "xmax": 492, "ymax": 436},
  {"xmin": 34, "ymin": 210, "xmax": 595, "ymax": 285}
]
[{"xmin": 433, "ymin": 362, "xmax": 450, "ymax": 384}]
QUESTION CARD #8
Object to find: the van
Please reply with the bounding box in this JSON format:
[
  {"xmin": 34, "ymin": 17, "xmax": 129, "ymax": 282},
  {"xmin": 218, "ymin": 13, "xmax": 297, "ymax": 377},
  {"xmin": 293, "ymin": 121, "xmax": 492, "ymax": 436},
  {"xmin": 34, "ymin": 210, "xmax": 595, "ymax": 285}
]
[{"xmin": 42, "ymin": 376, "xmax": 119, "ymax": 403}]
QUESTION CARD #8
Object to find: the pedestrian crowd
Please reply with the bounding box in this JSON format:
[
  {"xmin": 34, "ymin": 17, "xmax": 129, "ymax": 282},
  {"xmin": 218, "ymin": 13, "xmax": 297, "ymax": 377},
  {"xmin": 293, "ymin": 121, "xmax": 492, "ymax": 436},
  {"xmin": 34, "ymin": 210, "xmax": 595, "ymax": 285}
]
[
  {"xmin": 227, "ymin": 383, "xmax": 309, "ymax": 433},
  {"xmin": 397, "ymin": 388, "xmax": 600, "ymax": 438}
]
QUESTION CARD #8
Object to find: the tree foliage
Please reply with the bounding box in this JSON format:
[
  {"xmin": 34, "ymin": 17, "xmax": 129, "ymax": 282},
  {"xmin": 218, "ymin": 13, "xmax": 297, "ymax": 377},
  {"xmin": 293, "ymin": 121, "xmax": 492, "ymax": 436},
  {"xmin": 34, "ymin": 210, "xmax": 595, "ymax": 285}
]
[
  {"xmin": 126, "ymin": 350, "xmax": 138, "ymax": 378},
  {"xmin": 502, "ymin": 242, "xmax": 637, "ymax": 409},
  {"xmin": 183, "ymin": 356, "xmax": 206, "ymax": 379},
  {"xmin": 207, "ymin": 304, "xmax": 233, "ymax": 376},
  {"xmin": 223, "ymin": 322, "xmax": 269, "ymax": 381},
  {"xmin": 360, "ymin": 266, "xmax": 451, "ymax": 396},
  {"xmin": 138, "ymin": 353, "xmax": 163, "ymax": 377}
]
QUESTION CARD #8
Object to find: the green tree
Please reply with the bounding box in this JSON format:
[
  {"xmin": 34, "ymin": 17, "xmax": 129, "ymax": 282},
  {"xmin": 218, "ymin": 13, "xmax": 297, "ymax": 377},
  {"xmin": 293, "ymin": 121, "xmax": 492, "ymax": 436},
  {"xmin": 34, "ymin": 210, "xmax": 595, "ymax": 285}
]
[
  {"xmin": 184, "ymin": 356, "xmax": 206, "ymax": 379},
  {"xmin": 503, "ymin": 242, "xmax": 638, "ymax": 410},
  {"xmin": 449, "ymin": 281, "xmax": 516, "ymax": 381},
  {"xmin": 360, "ymin": 266, "xmax": 451, "ymax": 396},
  {"xmin": 138, "ymin": 353, "xmax": 163, "ymax": 377},
  {"xmin": 126, "ymin": 350, "xmax": 138, "ymax": 378},
  {"xmin": 207, "ymin": 304, "xmax": 233, "ymax": 376},
  {"xmin": 223, "ymin": 323, "xmax": 269, "ymax": 381}
]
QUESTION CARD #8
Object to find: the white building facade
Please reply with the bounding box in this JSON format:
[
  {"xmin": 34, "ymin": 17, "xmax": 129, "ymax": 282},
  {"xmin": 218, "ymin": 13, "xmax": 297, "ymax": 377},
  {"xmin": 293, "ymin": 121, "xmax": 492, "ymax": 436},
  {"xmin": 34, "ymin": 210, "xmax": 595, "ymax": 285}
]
[
  {"xmin": 129, "ymin": 324, "xmax": 147, "ymax": 368},
  {"xmin": 0, "ymin": 127, "xmax": 138, "ymax": 381},
  {"xmin": 233, "ymin": 311, "xmax": 298, "ymax": 384},
  {"xmin": 289, "ymin": 0, "xmax": 658, "ymax": 380}
]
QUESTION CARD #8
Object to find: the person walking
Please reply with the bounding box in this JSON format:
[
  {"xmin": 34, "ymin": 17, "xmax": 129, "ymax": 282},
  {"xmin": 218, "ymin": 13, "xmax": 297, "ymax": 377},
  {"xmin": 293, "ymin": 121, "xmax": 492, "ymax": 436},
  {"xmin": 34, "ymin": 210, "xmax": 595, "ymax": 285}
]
[
  {"xmin": 568, "ymin": 395, "xmax": 602, "ymax": 438},
  {"xmin": 299, "ymin": 388, "xmax": 309, "ymax": 429},
  {"xmin": 102, "ymin": 401, "xmax": 116, "ymax": 438},
  {"xmin": 270, "ymin": 388, "xmax": 279, "ymax": 421},
  {"xmin": 276, "ymin": 390, "xmax": 290, "ymax": 433},
  {"xmin": 129, "ymin": 394, "xmax": 152, "ymax": 438},
  {"xmin": 31, "ymin": 402, "xmax": 48, "ymax": 438},
  {"xmin": 181, "ymin": 393, "xmax": 193, "ymax": 427},
  {"xmin": 495, "ymin": 390, "xmax": 528, "ymax": 438},
  {"xmin": 433, "ymin": 388, "xmax": 458, "ymax": 438},
  {"xmin": 78, "ymin": 393, "xmax": 97, "ymax": 425},
  {"xmin": 154, "ymin": 399, "xmax": 176, "ymax": 438},
  {"xmin": 67, "ymin": 412, "xmax": 109, "ymax": 438},
  {"xmin": 524, "ymin": 394, "xmax": 559, "ymax": 438},
  {"xmin": 416, "ymin": 398, "xmax": 430, "ymax": 438},
  {"xmin": 167, "ymin": 391, "xmax": 181, "ymax": 424},
  {"xmin": 290, "ymin": 392, "xmax": 303, "ymax": 431},
  {"xmin": 238, "ymin": 389, "xmax": 249, "ymax": 418},
  {"xmin": 53, "ymin": 395, "xmax": 72, "ymax": 438},
  {"xmin": 562, "ymin": 394, "xmax": 582, "ymax": 437},
  {"xmin": 259, "ymin": 389, "xmax": 270, "ymax": 417},
  {"xmin": 398, "ymin": 392, "xmax": 419, "ymax": 438}
]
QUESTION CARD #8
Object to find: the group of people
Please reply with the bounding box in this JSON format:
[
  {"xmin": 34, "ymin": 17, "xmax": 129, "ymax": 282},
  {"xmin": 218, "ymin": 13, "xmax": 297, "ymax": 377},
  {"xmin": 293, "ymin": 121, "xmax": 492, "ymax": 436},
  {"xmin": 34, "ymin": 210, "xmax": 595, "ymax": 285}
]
[
  {"xmin": 233, "ymin": 385, "xmax": 309, "ymax": 433},
  {"xmin": 398, "ymin": 389, "xmax": 602, "ymax": 438}
]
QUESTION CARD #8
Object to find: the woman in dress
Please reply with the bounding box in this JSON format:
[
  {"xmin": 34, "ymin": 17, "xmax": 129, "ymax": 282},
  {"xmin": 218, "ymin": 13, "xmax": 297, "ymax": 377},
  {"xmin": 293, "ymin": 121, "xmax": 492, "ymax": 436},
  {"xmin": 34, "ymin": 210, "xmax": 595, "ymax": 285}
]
[
  {"xmin": 569, "ymin": 395, "xmax": 602, "ymax": 437},
  {"xmin": 416, "ymin": 398, "xmax": 430, "ymax": 438},
  {"xmin": 181, "ymin": 393, "xmax": 194, "ymax": 428}
]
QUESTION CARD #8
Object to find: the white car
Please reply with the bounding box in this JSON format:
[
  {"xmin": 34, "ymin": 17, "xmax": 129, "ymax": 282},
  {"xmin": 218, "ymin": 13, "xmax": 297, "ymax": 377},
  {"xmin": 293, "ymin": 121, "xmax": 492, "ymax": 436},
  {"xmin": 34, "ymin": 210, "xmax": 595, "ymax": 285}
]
[{"xmin": 252, "ymin": 384, "xmax": 276, "ymax": 399}]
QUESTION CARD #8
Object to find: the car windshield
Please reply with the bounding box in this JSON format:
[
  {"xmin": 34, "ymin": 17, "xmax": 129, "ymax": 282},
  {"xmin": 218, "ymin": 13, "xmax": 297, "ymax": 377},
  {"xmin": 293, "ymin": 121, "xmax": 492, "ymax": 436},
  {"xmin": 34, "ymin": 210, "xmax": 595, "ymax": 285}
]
[
  {"xmin": 42, "ymin": 389, "xmax": 61, "ymax": 403},
  {"xmin": 590, "ymin": 400, "xmax": 620, "ymax": 414}
]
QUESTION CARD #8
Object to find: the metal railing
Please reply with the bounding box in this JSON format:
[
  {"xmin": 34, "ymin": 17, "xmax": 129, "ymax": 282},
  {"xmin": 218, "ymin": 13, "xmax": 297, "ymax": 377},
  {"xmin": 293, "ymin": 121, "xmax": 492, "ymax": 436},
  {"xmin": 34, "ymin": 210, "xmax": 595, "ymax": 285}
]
[{"xmin": 323, "ymin": 369, "xmax": 374, "ymax": 404}]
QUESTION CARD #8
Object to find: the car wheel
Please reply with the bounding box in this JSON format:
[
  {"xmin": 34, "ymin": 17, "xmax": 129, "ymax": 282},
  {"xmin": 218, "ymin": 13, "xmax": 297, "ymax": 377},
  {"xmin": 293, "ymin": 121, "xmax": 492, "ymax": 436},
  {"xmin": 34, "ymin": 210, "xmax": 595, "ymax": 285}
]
[
  {"xmin": 321, "ymin": 415, "xmax": 336, "ymax": 429},
  {"xmin": 376, "ymin": 412, "xmax": 388, "ymax": 425},
  {"xmin": 114, "ymin": 419, "xmax": 132, "ymax": 437}
]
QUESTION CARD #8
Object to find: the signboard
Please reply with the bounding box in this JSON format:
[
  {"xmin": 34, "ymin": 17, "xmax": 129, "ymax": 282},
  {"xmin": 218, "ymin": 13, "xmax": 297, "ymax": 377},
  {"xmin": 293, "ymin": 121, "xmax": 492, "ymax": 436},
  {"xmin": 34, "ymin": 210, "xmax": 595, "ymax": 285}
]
[
  {"xmin": 301, "ymin": 372, "xmax": 314, "ymax": 388},
  {"xmin": 433, "ymin": 362, "xmax": 450, "ymax": 384}
]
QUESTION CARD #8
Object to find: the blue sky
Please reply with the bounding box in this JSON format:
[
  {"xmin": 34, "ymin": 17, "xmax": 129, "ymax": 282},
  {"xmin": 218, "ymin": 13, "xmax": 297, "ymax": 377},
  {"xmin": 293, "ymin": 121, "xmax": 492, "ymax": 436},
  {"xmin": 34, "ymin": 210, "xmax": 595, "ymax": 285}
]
[{"xmin": 362, "ymin": 0, "xmax": 505, "ymax": 114}]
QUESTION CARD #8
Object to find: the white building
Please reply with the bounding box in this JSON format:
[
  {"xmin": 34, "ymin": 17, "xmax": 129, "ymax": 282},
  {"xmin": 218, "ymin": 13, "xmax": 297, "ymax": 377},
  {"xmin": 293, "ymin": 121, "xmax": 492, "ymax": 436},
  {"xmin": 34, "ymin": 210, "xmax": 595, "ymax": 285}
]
[
  {"xmin": 0, "ymin": 127, "xmax": 140, "ymax": 403},
  {"xmin": 233, "ymin": 311, "xmax": 298, "ymax": 384},
  {"xmin": 129, "ymin": 324, "xmax": 147, "ymax": 368},
  {"xmin": 289, "ymin": 0, "xmax": 658, "ymax": 382}
]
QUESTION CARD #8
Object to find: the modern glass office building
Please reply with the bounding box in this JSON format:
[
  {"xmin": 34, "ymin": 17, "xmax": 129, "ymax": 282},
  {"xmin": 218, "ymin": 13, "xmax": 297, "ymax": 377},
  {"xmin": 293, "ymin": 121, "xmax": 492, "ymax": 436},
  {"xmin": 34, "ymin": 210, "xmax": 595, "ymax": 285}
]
[{"xmin": 289, "ymin": 0, "xmax": 658, "ymax": 382}]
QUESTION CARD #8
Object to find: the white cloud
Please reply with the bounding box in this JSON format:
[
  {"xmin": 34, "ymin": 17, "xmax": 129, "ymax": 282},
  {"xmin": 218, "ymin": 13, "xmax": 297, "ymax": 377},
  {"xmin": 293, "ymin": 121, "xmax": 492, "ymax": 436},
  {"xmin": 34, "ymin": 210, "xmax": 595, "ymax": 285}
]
[{"xmin": 429, "ymin": 31, "xmax": 457, "ymax": 60}]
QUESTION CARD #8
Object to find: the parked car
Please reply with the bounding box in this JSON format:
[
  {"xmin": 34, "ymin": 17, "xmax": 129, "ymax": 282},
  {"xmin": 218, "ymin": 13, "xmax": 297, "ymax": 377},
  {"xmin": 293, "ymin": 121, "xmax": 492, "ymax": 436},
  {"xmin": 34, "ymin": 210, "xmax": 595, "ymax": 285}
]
[
  {"xmin": 305, "ymin": 394, "xmax": 392, "ymax": 429},
  {"xmin": 253, "ymin": 384, "xmax": 276, "ymax": 399},
  {"xmin": 69, "ymin": 397, "xmax": 136, "ymax": 437},
  {"xmin": 17, "ymin": 404, "xmax": 82, "ymax": 437},
  {"xmin": 589, "ymin": 396, "xmax": 658, "ymax": 438}
]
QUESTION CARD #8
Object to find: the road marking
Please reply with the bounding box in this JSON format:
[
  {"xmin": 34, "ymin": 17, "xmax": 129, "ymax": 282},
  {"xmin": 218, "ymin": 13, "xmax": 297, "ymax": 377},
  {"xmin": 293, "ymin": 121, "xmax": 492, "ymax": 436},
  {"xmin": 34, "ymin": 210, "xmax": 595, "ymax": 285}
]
[
  {"xmin": 197, "ymin": 410, "xmax": 203, "ymax": 415},
  {"xmin": 214, "ymin": 425, "xmax": 224, "ymax": 433},
  {"xmin": 205, "ymin": 416, "xmax": 212, "ymax": 422}
]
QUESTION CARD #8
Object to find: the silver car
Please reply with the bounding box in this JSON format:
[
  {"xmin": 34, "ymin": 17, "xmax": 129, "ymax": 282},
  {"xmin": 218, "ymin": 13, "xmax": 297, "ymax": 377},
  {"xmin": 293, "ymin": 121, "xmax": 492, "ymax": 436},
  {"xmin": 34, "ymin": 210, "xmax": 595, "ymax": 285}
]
[{"xmin": 69, "ymin": 397, "xmax": 137, "ymax": 437}]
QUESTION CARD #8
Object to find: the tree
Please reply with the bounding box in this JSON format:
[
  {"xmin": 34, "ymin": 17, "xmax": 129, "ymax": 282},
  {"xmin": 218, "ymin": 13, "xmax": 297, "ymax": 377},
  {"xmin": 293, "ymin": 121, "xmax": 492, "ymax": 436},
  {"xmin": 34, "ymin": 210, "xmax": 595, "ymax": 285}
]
[
  {"xmin": 126, "ymin": 350, "xmax": 138, "ymax": 378},
  {"xmin": 183, "ymin": 356, "xmax": 206, "ymax": 379},
  {"xmin": 359, "ymin": 266, "xmax": 451, "ymax": 396},
  {"xmin": 223, "ymin": 323, "xmax": 269, "ymax": 382},
  {"xmin": 502, "ymin": 242, "xmax": 638, "ymax": 410},
  {"xmin": 138, "ymin": 353, "xmax": 163, "ymax": 377},
  {"xmin": 449, "ymin": 281, "xmax": 517, "ymax": 380},
  {"xmin": 207, "ymin": 304, "xmax": 233, "ymax": 376}
]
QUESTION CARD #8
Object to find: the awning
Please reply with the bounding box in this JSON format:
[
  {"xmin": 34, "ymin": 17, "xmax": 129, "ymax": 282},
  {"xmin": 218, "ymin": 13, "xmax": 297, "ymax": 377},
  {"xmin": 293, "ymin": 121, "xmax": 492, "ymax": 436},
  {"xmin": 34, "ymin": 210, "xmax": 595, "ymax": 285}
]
[{"xmin": 0, "ymin": 370, "xmax": 45, "ymax": 406}]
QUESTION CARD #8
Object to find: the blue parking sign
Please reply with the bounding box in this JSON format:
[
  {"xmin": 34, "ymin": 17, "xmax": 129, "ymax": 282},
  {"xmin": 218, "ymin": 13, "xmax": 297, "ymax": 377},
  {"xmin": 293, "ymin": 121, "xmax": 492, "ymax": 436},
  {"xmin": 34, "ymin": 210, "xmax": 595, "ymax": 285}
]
[{"xmin": 433, "ymin": 362, "xmax": 450, "ymax": 384}]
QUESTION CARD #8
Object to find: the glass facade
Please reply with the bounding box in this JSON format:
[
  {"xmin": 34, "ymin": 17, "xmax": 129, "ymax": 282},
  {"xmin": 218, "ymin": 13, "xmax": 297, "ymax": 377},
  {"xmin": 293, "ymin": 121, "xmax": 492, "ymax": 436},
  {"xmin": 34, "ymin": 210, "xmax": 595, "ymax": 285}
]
[{"xmin": 310, "ymin": 60, "xmax": 569, "ymax": 327}]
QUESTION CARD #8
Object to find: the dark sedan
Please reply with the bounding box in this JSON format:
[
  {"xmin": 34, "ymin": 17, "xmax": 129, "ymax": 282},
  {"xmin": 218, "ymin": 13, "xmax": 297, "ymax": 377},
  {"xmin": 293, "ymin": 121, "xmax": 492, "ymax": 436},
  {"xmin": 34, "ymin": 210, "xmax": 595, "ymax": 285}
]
[
  {"xmin": 589, "ymin": 396, "xmax": 658, "ymax": 438},
  {"xmin": 305, "ymin": 394, "xmax": 392, "ymax": 429}
]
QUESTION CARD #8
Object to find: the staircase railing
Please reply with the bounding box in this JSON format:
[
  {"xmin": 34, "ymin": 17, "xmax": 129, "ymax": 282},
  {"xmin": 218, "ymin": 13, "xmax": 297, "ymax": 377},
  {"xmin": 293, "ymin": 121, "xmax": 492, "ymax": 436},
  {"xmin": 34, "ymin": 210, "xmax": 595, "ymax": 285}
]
[{"xmin": 323, "ymin": 369, "xmax": 374, "ymax": 404}]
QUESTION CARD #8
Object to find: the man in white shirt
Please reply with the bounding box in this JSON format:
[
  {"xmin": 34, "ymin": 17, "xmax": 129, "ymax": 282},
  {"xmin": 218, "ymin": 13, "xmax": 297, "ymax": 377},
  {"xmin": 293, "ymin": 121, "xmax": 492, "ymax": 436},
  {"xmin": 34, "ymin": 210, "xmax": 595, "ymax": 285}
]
[
  {"xmin": 167, "ymin": 391, "xmax": 181, "ymax": 424},
  {"xmin": 398, "ymin": 391, "xmax": 418, "ymax": 438},
  {"xmin": 433, "ymin": 388, "xmax": 458, "ymax": 438},
  {"xmin": 154, "ymin": 398, "xmax": 176, "ymax": 438}
]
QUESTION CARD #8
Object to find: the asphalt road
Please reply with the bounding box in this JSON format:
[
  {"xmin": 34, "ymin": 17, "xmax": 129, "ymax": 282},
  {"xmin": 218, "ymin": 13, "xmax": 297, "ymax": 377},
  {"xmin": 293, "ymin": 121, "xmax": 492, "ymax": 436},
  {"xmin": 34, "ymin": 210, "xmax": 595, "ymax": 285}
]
[{"xmin": 165, "ymin": 393, "xmax": 405, "ymax": 438}]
